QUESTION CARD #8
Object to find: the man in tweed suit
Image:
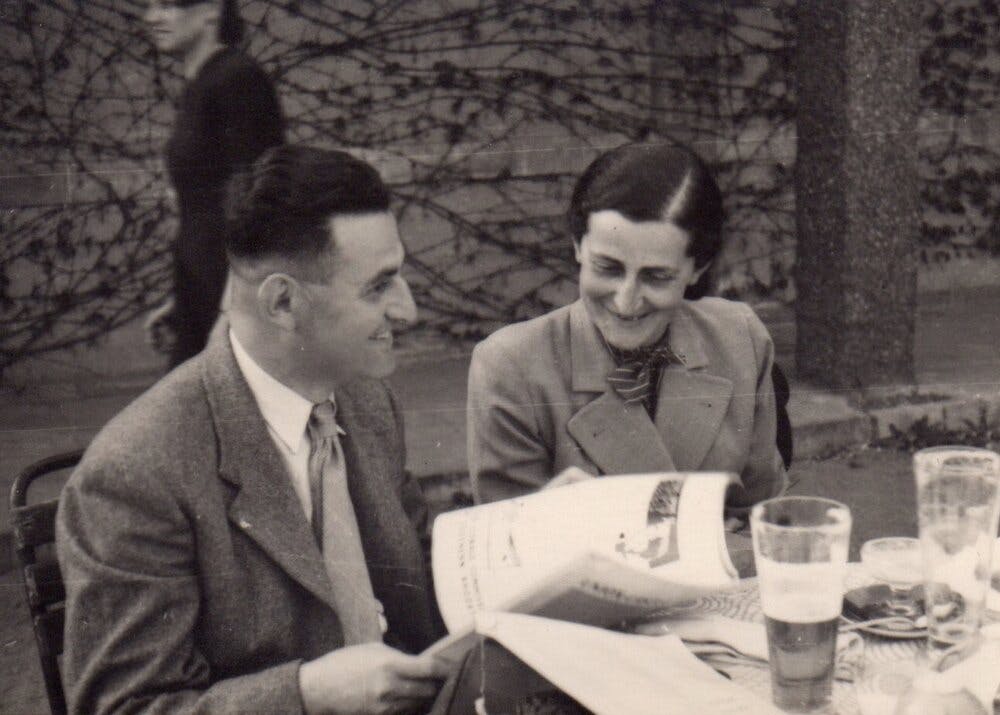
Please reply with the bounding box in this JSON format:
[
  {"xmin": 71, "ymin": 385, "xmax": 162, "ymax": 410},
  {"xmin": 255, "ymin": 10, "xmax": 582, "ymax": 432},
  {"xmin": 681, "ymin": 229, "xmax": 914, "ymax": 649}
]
[{"xmin": 56, "ymin": 145, "xmax": 447, "ymax": 714}]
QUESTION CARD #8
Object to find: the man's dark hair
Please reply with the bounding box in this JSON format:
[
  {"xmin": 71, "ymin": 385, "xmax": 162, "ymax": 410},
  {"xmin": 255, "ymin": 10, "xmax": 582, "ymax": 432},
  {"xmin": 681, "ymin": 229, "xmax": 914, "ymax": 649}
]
[
  {"xmin": 224, "ymin": 144, "xmax": 392, "ymax": 263},
  {"xmin": 217, "ymin": 0, "xmax": 244, "ymax": 46},
  {"xmin": 567, "ymin": 142, "xmax": 724, "ymax": 270},
  {"xmin": 174, "ymin": 0, "xmax": 244, "ymax": 46}
]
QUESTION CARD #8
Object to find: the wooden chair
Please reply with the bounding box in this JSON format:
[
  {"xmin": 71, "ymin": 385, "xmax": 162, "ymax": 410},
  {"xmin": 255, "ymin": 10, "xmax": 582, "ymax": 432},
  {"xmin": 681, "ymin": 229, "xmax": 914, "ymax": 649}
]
[{"xmin": 10, "ymin": 449, "xmax": 84, "ymax": 715}]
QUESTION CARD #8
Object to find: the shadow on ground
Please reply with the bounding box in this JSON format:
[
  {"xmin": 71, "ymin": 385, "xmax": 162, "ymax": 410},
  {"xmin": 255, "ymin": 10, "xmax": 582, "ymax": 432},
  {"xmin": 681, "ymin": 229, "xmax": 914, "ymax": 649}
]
[{"xmin": 787, "ymin": 448, "xmax": 917, "ymax": 560}]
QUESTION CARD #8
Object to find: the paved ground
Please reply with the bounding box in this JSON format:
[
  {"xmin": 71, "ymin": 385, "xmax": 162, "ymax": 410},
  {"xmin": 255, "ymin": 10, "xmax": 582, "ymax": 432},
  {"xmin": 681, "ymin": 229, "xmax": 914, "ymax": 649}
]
[{"xmin": 915, "ymin": 286, "xmax": 1000, "ymax": 394}]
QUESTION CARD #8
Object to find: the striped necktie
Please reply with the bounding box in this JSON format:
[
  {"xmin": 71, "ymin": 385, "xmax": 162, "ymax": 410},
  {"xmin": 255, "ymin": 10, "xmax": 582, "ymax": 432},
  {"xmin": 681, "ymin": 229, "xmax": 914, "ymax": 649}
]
[
  {"xmin": 307, "ymin": 401, "xmax": 385, "ymax": 645},
  {"xmin": 606, "ymin": 344, "xmax": 683, "ymax": 416}
]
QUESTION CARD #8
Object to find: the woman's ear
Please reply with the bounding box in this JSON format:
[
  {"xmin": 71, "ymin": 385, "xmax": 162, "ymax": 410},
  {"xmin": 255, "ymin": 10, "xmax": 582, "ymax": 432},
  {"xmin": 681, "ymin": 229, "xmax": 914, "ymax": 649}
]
[
  {"xmin": 573, "ymin": 239, "xmax": 583, "ymax": 263},
  {"xmin": 257, "ymin": 273, "xmax": 301, "ymax": 331},
  {"xmin": 689, "ymin": 260, "xmax": 712, "ymax": 287},
  {"xmin": 683, "ymin": 260, "xmax": 714, "ymax": 301}
]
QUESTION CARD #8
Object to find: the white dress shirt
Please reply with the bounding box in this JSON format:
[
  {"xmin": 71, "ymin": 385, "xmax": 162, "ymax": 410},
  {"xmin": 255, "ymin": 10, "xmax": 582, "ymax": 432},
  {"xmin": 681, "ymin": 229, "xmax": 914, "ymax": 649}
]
[
  {"xmin": 230, "ymin": 330, "xmax": 343, "ymax": 522},
  {"xmin": 230, "ymin": 332, "xmax": 388, "ymax": 639}
]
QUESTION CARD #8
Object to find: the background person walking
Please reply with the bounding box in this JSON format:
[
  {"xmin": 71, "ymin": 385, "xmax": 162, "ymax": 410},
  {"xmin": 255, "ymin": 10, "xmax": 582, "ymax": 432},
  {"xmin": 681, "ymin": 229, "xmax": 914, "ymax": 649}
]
[{"xmin": 143, "ymin": 0, "xmax": 285, "ymax": 367}]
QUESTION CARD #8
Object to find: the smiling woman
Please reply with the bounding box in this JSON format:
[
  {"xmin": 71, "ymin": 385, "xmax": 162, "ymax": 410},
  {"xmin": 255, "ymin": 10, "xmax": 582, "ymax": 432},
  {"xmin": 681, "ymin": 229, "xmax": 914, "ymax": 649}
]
[
  {"xmin": 575, "ymin": 211, "xmax": 704, "ymax": 351},
  {"xmin": 467, "ymin": 143, "xmax": 787, "ymax": 510}
]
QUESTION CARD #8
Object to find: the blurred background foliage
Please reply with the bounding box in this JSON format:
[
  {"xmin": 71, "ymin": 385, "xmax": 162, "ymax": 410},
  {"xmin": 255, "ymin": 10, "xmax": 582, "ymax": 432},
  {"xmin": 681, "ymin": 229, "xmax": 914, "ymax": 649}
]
[{"xmin": 1, "ymin": 0, "xmax": 997, "ymax": 372}]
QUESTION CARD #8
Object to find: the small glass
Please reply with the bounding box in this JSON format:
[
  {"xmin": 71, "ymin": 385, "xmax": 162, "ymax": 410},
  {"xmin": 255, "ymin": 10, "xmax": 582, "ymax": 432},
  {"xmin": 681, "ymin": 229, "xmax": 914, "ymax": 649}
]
[
  {"xmin": 860, "ymin": 537, "xmax": 922, "ymax": 618},
  {"xmin": 914, "ymin": 446, "xmax": 1000, "ymax": 666},
  {"xmin": 751, "ymin": 496, "xmax": 852, "ymax": 713},
  {"xmin": 853, "ymin": 654, "xmax": 916, "ymax": 715}
]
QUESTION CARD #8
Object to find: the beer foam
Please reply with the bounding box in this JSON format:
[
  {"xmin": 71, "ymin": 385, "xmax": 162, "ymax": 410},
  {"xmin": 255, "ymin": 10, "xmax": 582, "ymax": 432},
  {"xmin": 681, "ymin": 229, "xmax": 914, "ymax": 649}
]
[{"xmin": 757, "ymin": 557, "xmax": 846, "ymax": 622}]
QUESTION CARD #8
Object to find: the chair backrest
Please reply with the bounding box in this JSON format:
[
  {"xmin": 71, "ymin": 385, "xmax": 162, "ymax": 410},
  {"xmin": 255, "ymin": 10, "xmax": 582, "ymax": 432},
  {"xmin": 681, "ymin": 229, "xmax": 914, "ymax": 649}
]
[{"xmin": 10, "ymin": 449, "xmax": 84, "ymax": 715}]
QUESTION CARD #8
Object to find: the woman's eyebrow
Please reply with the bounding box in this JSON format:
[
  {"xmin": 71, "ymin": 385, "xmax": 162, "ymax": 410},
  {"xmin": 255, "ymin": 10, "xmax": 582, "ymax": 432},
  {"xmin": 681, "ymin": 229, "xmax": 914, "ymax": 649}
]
[{"xmin": 588, "ymin": 251, "xmax": 678, "ymax": 274}]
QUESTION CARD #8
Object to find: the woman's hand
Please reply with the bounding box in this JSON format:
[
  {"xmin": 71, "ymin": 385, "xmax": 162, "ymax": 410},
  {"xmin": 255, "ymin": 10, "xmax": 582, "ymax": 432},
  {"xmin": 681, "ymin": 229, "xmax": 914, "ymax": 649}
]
[
  {"xmin": 543, "ymin": 466, "xmax": 595, "ymax": 490},
  {"xmin": 724, "ymin": 530, "xmax": 756, "ymax": 578},
  {"xmin": 144, "ymin": 296, "xmax": 177, "ymax": 355}
]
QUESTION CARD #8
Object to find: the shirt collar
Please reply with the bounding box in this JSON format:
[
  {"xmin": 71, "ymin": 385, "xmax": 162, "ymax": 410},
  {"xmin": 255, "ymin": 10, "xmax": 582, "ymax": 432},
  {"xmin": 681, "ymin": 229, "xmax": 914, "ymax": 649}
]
[
  {"xmin": 604, "ymin": 327, "xmax": 682, "ymax": 368},
  {"xmin": 230, "ymin": 330, "xmax": 327, "ymax": 454}
]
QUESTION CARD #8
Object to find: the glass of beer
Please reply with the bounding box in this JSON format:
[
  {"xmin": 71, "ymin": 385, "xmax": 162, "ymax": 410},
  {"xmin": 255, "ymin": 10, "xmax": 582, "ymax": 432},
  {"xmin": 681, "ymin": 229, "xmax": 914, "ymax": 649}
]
[
  {"xmin": 751, "ymin": 496, "xmax": 852, "ymax": 712},
  {"xmin": 914, "ymin": 446, "xmax": 1000, "ymax": 666}
]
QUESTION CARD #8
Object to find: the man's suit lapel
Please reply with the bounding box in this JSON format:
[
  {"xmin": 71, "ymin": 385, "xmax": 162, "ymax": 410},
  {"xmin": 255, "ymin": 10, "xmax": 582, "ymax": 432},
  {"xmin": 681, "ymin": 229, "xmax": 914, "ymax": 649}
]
[
  {"xmin": 338, "ymin": 384, "xmax": 435, "ymax": 651},
  {"xmin": 565, "ymin": 301, "xmax": 732, "ymax": 474},
  {"xmin": 336, "ymin": 386, "xmax": 408, "ymax": 585},
  {"xmin": 201, "ymin": 331, "xmax": 337, "ymax": 611}
]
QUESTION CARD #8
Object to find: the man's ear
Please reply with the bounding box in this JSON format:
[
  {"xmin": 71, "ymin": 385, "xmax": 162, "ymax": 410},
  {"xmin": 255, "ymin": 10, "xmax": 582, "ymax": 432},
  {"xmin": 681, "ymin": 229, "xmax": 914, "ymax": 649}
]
[{"xmin": 256, "ymin": 273, "xmax": 302, "ymax": 331}]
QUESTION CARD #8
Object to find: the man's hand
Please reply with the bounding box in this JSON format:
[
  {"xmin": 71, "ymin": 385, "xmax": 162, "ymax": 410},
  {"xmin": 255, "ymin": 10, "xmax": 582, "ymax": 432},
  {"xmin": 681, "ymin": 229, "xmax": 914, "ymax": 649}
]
[
  {"xmin": 144, "ymin": 297, "xmax": 176, "ymax": 355},
  {"xmin": 543, "ymin": 466, "xmax": 595, "ymax": 490},
  {"xmin": 298, "ymin": 643, "xmax": 449, "ymax": 715}
]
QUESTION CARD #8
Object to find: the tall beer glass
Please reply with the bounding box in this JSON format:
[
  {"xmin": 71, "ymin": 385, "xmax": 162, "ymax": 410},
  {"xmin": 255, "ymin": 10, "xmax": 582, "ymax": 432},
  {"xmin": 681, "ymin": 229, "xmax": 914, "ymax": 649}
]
[
  {"xmin": 914, "ymin": 446, "xmax": 1000, "ymax": 665},
  {"xmin": 751, "ymin": 496, "xmax": 852, "ymax": 712}
]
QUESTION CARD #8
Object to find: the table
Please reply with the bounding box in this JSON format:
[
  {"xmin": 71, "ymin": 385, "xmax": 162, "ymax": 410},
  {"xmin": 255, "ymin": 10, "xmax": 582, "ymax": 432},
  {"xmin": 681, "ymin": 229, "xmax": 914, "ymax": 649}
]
[
  {"xmin": 683, "ymin": 564, "xmax": 999, "ymax": 715},
  {"xmin": 438, "ymin": 565, "xmax": 997, "ymax": 715}
]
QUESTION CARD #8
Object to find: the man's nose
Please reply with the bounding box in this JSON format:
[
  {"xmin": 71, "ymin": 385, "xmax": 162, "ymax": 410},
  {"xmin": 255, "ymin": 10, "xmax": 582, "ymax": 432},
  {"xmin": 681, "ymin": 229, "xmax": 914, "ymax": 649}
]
[
  {"xmin": 387, "ymin": 276, "xmax": 418, "ymax": 327},
  {"xmin": 611, "ymin": 277, "xmax": 640, "ymax": 315}
]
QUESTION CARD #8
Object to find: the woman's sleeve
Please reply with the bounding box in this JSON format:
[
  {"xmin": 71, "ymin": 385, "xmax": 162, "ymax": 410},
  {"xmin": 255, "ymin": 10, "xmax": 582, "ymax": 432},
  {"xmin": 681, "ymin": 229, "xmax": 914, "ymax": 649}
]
[{"xmin": 466, "ymin": 339, "xmax": 553, "ymax": 503}]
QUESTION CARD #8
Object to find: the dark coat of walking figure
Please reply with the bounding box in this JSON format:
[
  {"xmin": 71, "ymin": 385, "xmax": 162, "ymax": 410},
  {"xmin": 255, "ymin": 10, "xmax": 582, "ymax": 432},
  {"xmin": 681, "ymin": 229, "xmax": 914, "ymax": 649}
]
[{"xmin": 144, "ymin": 0, "xmax": 285, "ymax": 366}]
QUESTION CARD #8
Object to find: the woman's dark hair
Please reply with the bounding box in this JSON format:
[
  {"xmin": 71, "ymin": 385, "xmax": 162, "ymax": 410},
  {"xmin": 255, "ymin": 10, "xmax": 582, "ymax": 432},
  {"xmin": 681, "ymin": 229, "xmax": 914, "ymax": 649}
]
[{"xmin": 567, "ymin": 143, "xmax": 724, "ymax": 270}]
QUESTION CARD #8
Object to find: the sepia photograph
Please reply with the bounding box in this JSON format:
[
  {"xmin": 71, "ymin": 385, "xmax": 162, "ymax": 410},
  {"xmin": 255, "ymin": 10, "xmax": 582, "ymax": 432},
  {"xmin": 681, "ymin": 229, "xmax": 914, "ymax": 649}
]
[{"xmin": 2, "ymin": 1, "xmax": 999, "ymax": 713}]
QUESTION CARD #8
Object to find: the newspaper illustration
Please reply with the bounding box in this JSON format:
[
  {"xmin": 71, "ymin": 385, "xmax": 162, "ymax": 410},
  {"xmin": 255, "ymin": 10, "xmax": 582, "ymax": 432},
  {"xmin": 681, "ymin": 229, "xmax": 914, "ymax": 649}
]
[{"xmin": 426, "ymin": 472, "xmax": 740, "ymax": 663}]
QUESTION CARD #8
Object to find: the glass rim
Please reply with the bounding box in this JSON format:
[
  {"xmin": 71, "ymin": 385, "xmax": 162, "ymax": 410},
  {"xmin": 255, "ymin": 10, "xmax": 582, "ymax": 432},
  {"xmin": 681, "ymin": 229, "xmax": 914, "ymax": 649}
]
[
  {"xmin": 859, "ymin": 536, "xmax": 920, "ymax": 554},
  {"xmin": 860, "ymin": 535, "xmax": 919, "ymax": 547},
  {"xmin": 913, "ymin": 445, "xmax": 1000, "ymax": 476},
  {"xmin": 914, "ymin": 445, "xmax": 1000, "ymax": 458},
  {"xmin": 750, "ymin": 495, "xmax": 852, "ymax": 531}
]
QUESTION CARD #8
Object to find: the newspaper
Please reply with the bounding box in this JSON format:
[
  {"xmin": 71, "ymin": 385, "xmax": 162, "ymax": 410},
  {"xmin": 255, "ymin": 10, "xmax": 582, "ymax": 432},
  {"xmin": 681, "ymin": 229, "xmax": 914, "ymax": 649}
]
[
  {"xmin": 425, "ymin": 472, "xmax": 739, "ymax": 664},
  {"xmin": 473, "ymin": 612, "xmax": 783, "ymax": 715}
]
